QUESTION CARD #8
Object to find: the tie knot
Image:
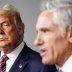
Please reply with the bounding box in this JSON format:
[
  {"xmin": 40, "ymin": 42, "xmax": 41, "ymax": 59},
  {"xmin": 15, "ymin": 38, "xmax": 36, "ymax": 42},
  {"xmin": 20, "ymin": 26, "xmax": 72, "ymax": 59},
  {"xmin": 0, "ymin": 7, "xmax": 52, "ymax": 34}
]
[{"xmin": 1, "ymin": 54, "xmax": 9, "ymax": 62}]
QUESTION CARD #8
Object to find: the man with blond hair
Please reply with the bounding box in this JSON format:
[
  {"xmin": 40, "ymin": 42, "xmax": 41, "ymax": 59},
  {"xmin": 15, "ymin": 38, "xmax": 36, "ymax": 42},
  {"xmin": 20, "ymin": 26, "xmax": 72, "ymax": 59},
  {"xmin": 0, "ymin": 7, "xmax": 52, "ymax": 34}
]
[{"xmin": 0, "ymin": 4, "xmax": 56, "ymax": 72}]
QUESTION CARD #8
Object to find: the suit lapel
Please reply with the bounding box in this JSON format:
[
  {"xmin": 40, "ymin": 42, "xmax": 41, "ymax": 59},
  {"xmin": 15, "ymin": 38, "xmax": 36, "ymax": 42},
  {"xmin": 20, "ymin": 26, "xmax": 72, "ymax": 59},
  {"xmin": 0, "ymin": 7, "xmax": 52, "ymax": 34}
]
[
  {"xmin": 49, "ymin": 65, "xmax": 57, "ymax": 72},
  {"xmin": 9, "ymin": 43, "xmax": 30, "ymax": 72}
]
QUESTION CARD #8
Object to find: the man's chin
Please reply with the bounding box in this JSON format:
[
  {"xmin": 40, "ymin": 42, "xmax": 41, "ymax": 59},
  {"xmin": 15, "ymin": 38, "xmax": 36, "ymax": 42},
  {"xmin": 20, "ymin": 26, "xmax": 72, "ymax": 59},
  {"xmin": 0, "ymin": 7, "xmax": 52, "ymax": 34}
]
[
  {"xmin": 0, "ymin": 43, "xmax": 9, "ymax": 48},
  {"xmin": 42, "ymin": 57, "xmax": 53, "ymax": 65},
  {"xmin": 42, "ymin": 57, "xmax": 48, "ymax": 64}
]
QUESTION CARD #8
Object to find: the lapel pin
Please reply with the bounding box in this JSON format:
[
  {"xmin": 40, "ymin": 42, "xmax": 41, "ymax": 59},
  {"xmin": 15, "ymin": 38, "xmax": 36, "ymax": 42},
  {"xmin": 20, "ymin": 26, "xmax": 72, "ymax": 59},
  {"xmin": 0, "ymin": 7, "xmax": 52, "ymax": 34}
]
[{"xmin": 19, "ymin": 64, "xmax": 23, "ymax": 68}]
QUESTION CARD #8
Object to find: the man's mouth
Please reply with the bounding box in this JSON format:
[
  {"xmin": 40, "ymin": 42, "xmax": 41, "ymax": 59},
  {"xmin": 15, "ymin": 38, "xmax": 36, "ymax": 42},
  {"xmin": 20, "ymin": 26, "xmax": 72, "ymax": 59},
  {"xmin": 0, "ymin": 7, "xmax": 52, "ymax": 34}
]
[
  {"xmin": 0, "ymin": 38, "xmax": 4, "ymax": 41},
  {"xmin": 39, "ymin": 48, "xmax": 46, "ymax": 57},
  {"xmin": 0, "ymin": 38, "xmax": 8, "ymax": 41}
]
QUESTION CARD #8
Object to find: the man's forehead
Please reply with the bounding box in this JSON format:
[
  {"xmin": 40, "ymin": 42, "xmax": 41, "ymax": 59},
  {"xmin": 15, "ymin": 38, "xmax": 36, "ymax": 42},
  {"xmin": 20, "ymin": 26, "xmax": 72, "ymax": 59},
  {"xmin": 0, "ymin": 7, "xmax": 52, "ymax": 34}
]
[
  {"xmin": 39, "ymin": 10, "xmax": 53, "ymax": 18},
  {"xmin": 36, "ymin": 10, "xmax": 59, "ymax": 30},
  {"xmin": 0, "ymin": 15, "xmax": 14, "ymax": 24},
  {"xmin": 37, "ymin": 10, "xmax": 54, "ymax": 27}
]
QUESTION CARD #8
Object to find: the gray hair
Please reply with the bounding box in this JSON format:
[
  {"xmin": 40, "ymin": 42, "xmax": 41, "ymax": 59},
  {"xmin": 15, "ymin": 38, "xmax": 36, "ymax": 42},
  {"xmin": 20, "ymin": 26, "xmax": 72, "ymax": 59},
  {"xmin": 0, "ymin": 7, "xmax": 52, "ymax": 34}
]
[
  {"xmin": 41, "ymin": 0, "xmax": 72, "ymax": 37},
  {"xmin": 0, "ymin": 4, "xmax": 23, "ymax": 26}
]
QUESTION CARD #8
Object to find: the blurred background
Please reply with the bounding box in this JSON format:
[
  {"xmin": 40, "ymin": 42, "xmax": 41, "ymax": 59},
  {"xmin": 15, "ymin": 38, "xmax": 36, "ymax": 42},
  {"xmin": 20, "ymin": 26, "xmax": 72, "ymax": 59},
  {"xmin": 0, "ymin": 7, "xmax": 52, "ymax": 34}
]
[{"xmin": 0, "ymin": 0, "xmax": 41, "ymax": 52}]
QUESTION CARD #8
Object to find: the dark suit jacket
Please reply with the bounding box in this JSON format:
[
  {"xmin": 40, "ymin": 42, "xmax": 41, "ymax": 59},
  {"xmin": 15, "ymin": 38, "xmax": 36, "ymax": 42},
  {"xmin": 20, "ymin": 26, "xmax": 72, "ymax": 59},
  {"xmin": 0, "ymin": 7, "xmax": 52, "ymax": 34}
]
[{"xmin": 9, "ymin": 43, "xmax": 57, "ymax": 72}]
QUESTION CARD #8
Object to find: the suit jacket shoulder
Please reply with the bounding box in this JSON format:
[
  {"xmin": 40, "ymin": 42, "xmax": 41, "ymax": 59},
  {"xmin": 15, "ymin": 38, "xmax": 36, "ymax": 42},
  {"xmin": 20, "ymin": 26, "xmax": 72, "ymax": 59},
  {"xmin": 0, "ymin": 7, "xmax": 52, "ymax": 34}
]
[{"xmin": 9, "ymin": 43, "xmax": 57, "ymax": 72}]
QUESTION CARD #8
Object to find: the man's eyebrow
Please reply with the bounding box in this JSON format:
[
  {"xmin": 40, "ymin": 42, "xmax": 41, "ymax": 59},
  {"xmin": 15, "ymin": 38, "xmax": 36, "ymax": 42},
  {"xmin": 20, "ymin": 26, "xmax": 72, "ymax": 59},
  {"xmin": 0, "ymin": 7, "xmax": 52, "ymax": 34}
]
[
  {"xmin": 40, "ymin": 28, "xmax": 50, "ymax": 31},
  {"xmin": 0, "ymin": 21, "xmax": 6, "ymax": 24}
]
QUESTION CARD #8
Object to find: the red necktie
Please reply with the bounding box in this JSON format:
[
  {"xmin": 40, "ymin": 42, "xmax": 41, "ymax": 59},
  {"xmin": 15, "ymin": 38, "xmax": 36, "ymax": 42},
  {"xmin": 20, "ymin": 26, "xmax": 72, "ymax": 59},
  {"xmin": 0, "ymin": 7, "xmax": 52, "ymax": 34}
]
[{"xmin": 0, "ymin": 54, "xmax": 9, "ymax": 72}]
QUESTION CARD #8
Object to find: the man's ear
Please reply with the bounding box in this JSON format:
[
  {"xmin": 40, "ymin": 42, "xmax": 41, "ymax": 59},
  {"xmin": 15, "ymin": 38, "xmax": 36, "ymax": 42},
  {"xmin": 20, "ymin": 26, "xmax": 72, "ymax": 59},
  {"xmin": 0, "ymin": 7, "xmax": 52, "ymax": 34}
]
[
  {"xmin": 18, "ymin": 24, "xmax": 24, "ymax": 35},
  {"xmin": 67, "ymin": 24, "xmax": 72, "ymax": 43}
]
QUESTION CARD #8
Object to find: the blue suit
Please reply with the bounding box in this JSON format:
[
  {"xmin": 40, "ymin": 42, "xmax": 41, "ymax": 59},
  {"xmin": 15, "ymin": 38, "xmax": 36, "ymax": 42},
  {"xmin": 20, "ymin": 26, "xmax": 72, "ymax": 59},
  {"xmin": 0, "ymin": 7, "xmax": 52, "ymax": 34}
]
[{"xmin": 9, "ymin": 43, "xmax": 57, "ymax": 72}]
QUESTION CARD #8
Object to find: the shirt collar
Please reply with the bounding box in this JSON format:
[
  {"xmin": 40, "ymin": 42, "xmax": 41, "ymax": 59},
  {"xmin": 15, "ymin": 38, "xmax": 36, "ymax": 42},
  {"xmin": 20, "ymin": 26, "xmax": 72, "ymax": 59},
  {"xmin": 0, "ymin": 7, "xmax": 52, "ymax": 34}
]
[{"xmin": 59, "ymin": 55, "xmax": 72, "ymax": 72}]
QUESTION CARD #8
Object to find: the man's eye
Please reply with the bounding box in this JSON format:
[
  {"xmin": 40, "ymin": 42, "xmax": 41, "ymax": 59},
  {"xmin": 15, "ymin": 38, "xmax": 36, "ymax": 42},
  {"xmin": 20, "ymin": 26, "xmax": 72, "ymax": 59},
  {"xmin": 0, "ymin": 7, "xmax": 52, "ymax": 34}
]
[
  {"xmin": 2, "ymin": 22, "xmax": 11, "ymax": 29},
  {"xmin": 41, "ymin": 29, "xmax": 49, "ymax": 33},
  {"xmin": 42, "ymin": 30, "xmax": 48, "ymax": 32},
  {"xmin": 3, "ymin": 22, "xmax": 9, "ymax": 26}
]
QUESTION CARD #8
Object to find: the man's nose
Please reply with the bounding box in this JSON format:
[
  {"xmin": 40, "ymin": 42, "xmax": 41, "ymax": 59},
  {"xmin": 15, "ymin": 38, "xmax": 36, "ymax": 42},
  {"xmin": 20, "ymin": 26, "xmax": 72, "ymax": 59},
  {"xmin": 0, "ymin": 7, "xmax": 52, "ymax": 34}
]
[{"xmin": 34, "ymin": 34, "xmax": 43, "ymax": 46}]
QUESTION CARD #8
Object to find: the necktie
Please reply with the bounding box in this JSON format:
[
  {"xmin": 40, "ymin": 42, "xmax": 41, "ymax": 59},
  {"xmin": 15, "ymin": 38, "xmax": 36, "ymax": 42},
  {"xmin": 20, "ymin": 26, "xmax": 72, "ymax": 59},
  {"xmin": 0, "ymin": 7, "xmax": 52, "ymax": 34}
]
[{"xmin": 0, "ymin": 54, "xmax": 9, "ymax": 72}]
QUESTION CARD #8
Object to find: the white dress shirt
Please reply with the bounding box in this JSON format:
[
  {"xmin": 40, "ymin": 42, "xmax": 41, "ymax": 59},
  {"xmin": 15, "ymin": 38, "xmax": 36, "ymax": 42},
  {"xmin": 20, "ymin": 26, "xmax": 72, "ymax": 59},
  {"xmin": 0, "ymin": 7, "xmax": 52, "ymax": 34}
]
[
  {"xmin": 1, "ymin": 41, "xmax": 24, "ymax": 72},
  {"xmin": 59, "ymin": 55, "xmax": 72, "ymax": 72}
]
